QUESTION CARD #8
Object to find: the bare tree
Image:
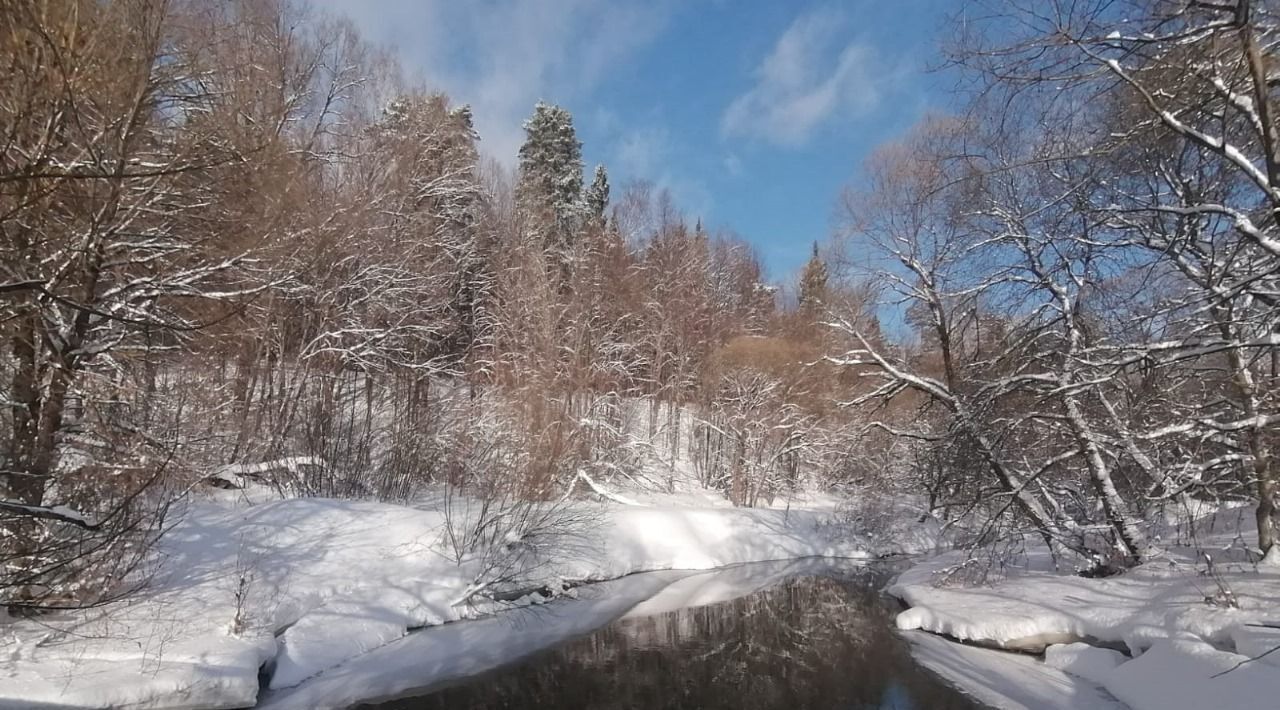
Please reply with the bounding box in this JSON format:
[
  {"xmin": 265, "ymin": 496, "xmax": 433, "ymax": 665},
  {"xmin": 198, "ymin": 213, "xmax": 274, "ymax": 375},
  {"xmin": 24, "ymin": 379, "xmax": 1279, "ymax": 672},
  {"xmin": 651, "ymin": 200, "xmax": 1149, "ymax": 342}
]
[{"xmin": 949, "ymin": 0, "xmax": 1280, "ymax": 557}]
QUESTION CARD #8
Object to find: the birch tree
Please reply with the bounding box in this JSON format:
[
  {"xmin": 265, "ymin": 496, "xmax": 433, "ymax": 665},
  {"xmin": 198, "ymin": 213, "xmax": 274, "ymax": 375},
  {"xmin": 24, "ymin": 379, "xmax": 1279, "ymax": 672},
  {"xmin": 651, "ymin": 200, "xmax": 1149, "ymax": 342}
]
[{"xmin": 953, "ymin": 0, "xmax": 1280, "ymax": 557}]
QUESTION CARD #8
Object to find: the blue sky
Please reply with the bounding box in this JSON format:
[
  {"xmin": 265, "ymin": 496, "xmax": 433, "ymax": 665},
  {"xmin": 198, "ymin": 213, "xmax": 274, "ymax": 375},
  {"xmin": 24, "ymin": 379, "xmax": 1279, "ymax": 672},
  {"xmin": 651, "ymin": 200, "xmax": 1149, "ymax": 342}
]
[{"xmin": 313, "ymin": 0, "xmax": 956, "ymax": 282}]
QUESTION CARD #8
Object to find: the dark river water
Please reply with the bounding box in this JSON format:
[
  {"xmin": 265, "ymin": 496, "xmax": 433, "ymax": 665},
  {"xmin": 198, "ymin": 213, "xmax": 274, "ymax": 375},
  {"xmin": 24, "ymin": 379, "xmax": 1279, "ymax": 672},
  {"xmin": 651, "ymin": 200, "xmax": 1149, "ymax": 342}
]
[{"xmin": 355, "ymin": 561, "xmax": 978, "ymax": 710}]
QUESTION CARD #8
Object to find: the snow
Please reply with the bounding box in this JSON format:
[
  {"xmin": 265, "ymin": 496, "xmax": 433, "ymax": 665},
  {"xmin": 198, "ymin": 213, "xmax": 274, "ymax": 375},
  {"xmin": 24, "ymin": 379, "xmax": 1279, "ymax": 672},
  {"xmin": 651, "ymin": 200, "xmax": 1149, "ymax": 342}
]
[
  {"xmin": 1263, "ymin": 544, "xmax": 1280, "ymax": 567},
  {"xmin": 0, "ymin": 492, "xmax": 868, "ymax": 709},
  {"xmin": 0, "ymin": 499, "xmax": 99, "ymax": 528},
  {"xmin": 892, "ymin": 519, "xmax": 1278, "ymax": 653},
  {"xmin": 904, "ymin": 631, "xmax": 1127, "ymax": 710},
  {"xmin": 1104, "ymin": 638, "xmax": 1280, "ymax": 710},
  {"xmin": 261, "ymin": 559, "xmax": 847, "ymax": 710},
  {"xmin": 6, "ymin": 462, "xmax": 1278, "ymax": 710},
  {"xmin": 1231, "ymin": 624, "xmax": 1280, "ymax": 669},
  {"xmin": 1044, "ymin": 643, "xmax": 1127, "ymax": 685},
  {"xmin": 258, "ymin": 570, "xmax": 694, "ymax": 710},
  {"xmin": 891, "ymin": 503, "xmax": 1280, "ymax": 710}
]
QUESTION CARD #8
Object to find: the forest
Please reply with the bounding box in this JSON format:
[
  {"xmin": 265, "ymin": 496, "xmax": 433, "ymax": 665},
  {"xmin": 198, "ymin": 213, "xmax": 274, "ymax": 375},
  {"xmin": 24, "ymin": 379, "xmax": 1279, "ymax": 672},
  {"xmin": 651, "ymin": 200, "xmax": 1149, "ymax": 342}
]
[{"xmin": 1, "ymin": 0, "xmax": 1276, "ymax": 626}]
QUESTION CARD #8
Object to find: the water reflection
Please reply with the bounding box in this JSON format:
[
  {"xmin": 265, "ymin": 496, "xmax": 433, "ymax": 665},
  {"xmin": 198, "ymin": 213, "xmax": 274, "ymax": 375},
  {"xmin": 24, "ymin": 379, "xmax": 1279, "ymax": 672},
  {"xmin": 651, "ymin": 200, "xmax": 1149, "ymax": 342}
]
[{"xmin": 365, "ymin": 566, "xmax": 976, "ymax": 710}]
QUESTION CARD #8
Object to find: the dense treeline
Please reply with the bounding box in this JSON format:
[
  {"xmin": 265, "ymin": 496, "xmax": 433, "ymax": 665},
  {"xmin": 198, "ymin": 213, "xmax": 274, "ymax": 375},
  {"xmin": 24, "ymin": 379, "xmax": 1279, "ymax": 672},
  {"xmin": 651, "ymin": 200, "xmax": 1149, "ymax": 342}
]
[
  {"xmin": 0, "ymin": 0, "xmax": 855, "ymax": 608},
  {"xmin": 2, "ymin": 0, "xmax": 1278, "ymax": 608}
]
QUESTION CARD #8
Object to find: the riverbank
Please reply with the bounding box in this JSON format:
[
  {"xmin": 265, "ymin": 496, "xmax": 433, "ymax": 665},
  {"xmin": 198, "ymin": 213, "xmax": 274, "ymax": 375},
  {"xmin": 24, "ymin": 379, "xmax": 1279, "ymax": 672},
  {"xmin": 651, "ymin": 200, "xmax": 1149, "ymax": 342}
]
[
  {"xmin": 8, "ymin": 484, "xmax": 1278, "ymax": 710},
  {"xmin": 887, "ymin": 504, "xmax": 1280, "ymax": 710},
  {"xmin": 0, "ymin": 491, "xmax": 870, "ymax": 709},
  {"xmin": 257, "ymin": 558, "xmax": 906, "ymax": 710}
]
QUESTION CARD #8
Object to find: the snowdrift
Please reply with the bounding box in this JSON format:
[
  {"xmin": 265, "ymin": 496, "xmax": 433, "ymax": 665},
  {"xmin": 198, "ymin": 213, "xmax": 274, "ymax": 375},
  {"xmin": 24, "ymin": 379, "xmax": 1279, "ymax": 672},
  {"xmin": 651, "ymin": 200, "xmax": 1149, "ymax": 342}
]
[
  {"xmin": 0, "ymin": 494, "xmax": 868, "ymax": 709},
  {"xmin": 890, "ymin": 504, "xmax": 1280, "ymax": 710}
]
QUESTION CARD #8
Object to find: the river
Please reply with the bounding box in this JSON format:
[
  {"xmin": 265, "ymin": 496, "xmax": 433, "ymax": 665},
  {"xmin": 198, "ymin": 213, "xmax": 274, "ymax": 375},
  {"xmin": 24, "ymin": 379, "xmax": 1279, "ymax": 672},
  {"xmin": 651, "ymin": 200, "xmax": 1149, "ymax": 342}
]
[{"xmin": 338, "ymin": 559, "xmax": 979, "ymax": 709}]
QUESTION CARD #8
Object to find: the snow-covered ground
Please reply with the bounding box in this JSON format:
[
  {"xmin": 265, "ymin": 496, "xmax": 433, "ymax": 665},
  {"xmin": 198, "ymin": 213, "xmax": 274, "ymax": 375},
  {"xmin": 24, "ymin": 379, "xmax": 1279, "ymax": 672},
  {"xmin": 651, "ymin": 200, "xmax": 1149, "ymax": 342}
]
[
  {"xmin": 890, "ymin": 504, "xmax": 1280, "ymax": 710},
  {"xmin": 0, "ymin": 488, "xmax": 869, "ymax": 710},
  {"xmin": 905, "ymin": 631, "xmax": 1128, "ymax": 710},
  {"xmin": 6, "ymin": 454, "xmax": 1278, "ymax": 710}
]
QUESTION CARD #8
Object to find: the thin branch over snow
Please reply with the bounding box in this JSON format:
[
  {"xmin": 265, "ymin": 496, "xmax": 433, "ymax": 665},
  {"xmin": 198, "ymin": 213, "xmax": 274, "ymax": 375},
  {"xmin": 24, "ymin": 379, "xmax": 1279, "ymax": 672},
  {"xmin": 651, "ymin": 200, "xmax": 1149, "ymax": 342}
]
[{"xmin": 0, "ymin": 500, "xmax": 100, "ymax": 530}]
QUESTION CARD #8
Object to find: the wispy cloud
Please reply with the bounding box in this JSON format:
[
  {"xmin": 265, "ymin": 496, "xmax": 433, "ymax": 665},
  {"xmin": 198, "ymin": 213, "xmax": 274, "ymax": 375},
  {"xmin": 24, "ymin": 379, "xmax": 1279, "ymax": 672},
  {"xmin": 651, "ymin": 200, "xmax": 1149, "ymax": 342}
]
[
  {"xmin": 722, "ymin": 152, "xmax": 744, "ymax": 177},
  {"xmin": 607, "ymin": 123, "xmax": 713, "ymax": 219},
  {"xmin": 614, "ymin": 125, "xmax": 669, "ymax": 178},
  {"xmin": 313, "ymin": 0, "xmax": 675, "ymax": 163},
  {"xmin": 721, "ymin": 7, "xmax": 884, "ymax": 147}
]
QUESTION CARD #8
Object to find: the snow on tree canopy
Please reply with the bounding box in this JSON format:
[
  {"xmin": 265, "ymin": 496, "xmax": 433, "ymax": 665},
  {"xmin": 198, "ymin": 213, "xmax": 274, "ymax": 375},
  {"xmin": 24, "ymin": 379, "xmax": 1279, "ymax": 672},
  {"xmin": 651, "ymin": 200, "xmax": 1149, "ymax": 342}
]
[
  {"xmin": 798, "ymin": 242, "xmax": 828, "ymax": 310},
  {"xmin": 586, "ymin": 164, "xmax": 610, "ymax": 224},
  {"xmin": 517, "ymin": 101, "xmax": 586, "ymax": 243}
]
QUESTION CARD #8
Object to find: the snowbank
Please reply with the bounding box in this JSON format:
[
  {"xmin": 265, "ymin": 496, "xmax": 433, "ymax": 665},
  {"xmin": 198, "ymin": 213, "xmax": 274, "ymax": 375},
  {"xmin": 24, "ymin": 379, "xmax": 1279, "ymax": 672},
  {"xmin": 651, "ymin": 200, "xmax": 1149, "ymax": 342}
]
[
  {"xmin": 1043, "ymin": 643, "xmax": 1126, "ymax": 685},
  {"xmin": 892, "ymin": 549, "xmax": 1280, "ymax": 653},
  {"xmin": 1104, "ymin": 638, "xmax": 1280, "ymax": 710},
  {"xmin": 257, "ymin": 569, "xmax": 695, "ymax": 710},
  {"xmin": 0, "ymin": 494, "xmax": 868, "ymax": 709},
  {"xmin": 891, "ymin": 504, "xmax": 1280, "ymax": 709},
  {"xmin": 903, "ymin": 631, "xmax": 1126, "ymax": 710},
  {"xmin": 260, "ymin": 558, "xmax": 853, "ymax": 710}
]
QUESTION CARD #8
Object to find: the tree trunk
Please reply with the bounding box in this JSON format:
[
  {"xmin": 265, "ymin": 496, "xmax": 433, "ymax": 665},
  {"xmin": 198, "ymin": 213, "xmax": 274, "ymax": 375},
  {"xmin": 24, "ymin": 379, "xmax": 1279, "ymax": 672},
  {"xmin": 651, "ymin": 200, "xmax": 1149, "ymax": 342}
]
[
  {"xmin": 9, "ymin": 311, "xmax": 42, "ymax": 505},
  {"xmin": 1065, "ymin": 395, "xmax": 1148, "ymax": 561}
]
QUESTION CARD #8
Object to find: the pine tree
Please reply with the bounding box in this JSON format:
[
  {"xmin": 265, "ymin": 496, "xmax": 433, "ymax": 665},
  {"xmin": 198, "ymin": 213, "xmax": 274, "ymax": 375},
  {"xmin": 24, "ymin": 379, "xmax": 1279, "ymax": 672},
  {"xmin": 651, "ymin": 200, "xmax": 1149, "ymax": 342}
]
[{"xmin": 798, "ymin": 242, "xmax": 829, "ymax": 313}]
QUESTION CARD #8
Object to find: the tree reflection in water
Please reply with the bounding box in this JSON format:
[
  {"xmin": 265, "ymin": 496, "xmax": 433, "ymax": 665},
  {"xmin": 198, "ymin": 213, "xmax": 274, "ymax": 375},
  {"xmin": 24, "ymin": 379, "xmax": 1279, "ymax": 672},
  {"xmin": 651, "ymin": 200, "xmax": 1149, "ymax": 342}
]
[{"xmin": 365, "ymin": 570, "xmax": 977, "ymax": 709}]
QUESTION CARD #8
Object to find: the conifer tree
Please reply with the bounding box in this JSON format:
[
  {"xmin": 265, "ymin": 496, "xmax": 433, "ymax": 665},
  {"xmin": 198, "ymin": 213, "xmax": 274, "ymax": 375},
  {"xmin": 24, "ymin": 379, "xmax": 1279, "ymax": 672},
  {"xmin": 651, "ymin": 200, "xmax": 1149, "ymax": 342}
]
[
  {"xmin": 797, "ymin": 242, "xmax": 828, "ymax": 313},
  {"xmin": 586, "ymin": 164, "xmax": 610, "ymax": 226},
  {"xmin": 516, "ymin": 101, "xmax": 584, "ymax": 255}
]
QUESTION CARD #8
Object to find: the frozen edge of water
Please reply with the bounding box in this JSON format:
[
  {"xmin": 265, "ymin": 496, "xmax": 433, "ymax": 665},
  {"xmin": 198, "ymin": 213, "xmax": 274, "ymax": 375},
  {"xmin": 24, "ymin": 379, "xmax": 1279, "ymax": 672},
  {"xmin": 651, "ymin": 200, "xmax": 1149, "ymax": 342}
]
[
  {"xmin": 257, "ymin": 557, "xmax": 871, "ymax": 710},
  {"xmin": 903, "ymin": 630, "xmax": 1127, "ymax": 710}
]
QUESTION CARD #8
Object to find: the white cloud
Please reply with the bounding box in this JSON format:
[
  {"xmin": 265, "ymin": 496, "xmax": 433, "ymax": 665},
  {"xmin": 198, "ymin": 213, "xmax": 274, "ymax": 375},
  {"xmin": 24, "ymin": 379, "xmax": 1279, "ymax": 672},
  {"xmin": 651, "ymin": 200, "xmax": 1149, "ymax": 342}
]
[
  {"xmin": 608, "ymin": 124, "xmax": 713, "ymax": 219},
  {"xmin": 722, "ymin": 152, "xmax": 744, "ymax": 177},
  {"xmin": 312, "ymin": 0, "xmax": 674, "ymax": 164},
  {"xmin": 614, "ymin": 125, "xmax": 669, "ymax": 178},
  {"xmin": 721, "ymin": 7, "xmax": 884, "ymax": 147}
]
